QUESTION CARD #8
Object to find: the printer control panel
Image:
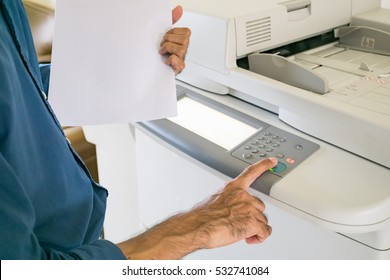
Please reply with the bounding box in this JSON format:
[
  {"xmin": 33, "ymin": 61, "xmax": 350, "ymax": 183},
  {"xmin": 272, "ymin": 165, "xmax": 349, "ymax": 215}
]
[
  {"xmin": 140, "ymin": 85, "xmax": 321, "ymax": 194},
  {"xmin": 230, "ymin": 126, "xmax": 320, "ymax": 177}
]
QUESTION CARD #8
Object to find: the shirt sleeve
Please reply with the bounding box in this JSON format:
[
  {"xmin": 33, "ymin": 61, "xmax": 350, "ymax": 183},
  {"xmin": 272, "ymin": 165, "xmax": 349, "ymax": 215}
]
[{"xmin": 0, "ymin": 153, "xmax": 126, "ymax": 260}]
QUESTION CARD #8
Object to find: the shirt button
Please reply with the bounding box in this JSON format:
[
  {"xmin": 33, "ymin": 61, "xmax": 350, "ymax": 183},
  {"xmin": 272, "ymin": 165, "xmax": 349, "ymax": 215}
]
[{"xmin": 41, "ymin": 91, "xmax": 48, "ymax": 100}]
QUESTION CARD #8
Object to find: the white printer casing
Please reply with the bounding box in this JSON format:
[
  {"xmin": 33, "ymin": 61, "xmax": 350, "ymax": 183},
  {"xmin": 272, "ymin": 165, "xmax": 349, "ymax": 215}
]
[{"xmin": 171, "ymin": 0, "xmax": 390, "ymax": 168}]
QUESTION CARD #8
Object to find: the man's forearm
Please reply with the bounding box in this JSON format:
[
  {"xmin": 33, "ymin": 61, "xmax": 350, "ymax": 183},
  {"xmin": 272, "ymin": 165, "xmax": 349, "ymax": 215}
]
[
  {"xmin": 117, "ymin": 212, "xmax": 208, "ymax": 260},
  {"xmin": 117, "ymin": 159, "xmax": 276, "ymax": 260}
]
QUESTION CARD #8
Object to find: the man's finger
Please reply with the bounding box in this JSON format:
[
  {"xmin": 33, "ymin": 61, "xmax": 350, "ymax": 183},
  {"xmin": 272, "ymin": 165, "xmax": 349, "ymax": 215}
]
[
  {"xmin": 245, "ymin": 225, "xmax": 273, "ymax": 244},
  {"xmin": 172, "ymin": 5, "xmax": 183, "ymax": 25},
  {"xmin": 164, "ymin": 54, "xmax": 185, "ymax": 75},
  {"xmin": 232, "ymin": 158, "xmax": 278, "ymax": 190}
]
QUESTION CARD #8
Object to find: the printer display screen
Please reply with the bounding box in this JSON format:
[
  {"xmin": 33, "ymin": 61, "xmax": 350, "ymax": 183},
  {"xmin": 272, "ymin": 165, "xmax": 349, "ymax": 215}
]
[{"xmin": 169, "ymin": 97, "xmax": 258, "ymax": 150}]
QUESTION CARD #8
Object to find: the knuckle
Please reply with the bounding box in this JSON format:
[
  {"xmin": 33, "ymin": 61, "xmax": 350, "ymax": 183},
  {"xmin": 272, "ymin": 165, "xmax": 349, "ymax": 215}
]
[
  {"xmin": 224, "ymin": 178, "xmax": 242, "ymax": 190},
  {"xmin": 243, "ymin": 164, "xmax": 259, "ymax": 176},
  {"xmin": 177, "ymin": 47, "xmax": 187, "ymax": 59},
  {"xmin": 183, "ymin": 27, "xmax": 192, "ymax": 36},
  {"xmin": 255, "ymin": 197, "xmax": 266, "ymax": 210},
  {"xmin": 160, "ymin": 43, "xmax": 168, "ymax": 54},
  {"xmin": 162, "ymin": 33, "xmax": 168, "ymax": 43},
  {"xmin": 235, "ymin": 189, "xmax": 249, "ymax": 201}
]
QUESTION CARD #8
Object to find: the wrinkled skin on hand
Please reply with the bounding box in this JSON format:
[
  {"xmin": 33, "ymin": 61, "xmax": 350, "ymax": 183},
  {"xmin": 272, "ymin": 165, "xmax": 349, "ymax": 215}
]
[{"xmin": 117, "ymin": 158, "xmax": 277, "ymax": 260}]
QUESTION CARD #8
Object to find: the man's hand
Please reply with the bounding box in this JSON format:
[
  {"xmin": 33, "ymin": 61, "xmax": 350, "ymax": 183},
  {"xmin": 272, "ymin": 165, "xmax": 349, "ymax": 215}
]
[
  {"xmin": 186, "ymin": 157, "xmax": 277, "ymax": 249},
  {"xmin": 160, "ymin": 5, "xmax": 191, "ymax": 75},
  {"xmin": 117, "ymin": 158, "xmax": 277, "ymax": 259}
]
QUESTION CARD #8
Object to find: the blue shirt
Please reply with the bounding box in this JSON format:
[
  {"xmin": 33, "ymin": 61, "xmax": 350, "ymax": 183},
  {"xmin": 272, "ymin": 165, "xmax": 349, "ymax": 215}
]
[{"xmin": 0, "ymin": 0, "xmax": 125, "ymax": 259}]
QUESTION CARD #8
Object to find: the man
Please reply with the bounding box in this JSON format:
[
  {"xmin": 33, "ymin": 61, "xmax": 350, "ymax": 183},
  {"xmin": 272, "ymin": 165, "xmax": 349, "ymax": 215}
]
[{"xmin": 0, "ymin": 0, "xmax": 276, "ymax": 259}]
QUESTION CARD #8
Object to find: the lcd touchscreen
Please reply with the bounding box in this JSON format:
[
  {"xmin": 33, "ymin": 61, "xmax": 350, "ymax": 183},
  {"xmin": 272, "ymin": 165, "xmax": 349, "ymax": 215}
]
[{"xmin": 169, "ymin": 97, "xmax": 258, "ymax": 150}]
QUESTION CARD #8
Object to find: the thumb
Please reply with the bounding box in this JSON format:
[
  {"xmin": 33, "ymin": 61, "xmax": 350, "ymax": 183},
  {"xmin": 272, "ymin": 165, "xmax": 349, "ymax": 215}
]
[
  {"xmin": 233, "ymin": 158, "xmax": 278, "ymax": 190},
  {"xmin": 172, "ymin": 5, "xmax": 183, "ymax": 25}
]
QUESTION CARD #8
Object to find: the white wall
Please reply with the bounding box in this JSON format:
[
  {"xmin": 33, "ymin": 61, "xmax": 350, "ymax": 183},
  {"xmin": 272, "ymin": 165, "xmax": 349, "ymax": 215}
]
[{"xmin": 382, "ymin": 0, "xmax": 390, "ymax": 8}]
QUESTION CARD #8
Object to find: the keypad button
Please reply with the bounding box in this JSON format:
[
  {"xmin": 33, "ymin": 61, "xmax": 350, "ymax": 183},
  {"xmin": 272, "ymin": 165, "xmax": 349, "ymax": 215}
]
[
  {"xmin": 231, "ymin": 126, "xmax": 319, "ymax": 180},
  {"xmin": 286, "ymin": 157, "xmax": 296, "ymax": 164},
  {"xmin": 295, "ymin": 145, "xmax": 304, "ymax": 150},
  {"xmin": 269, "ymin": 162, "xmax": 287, "ymax": 173},
  {"xmin": 243, "ymin": 153, "xmax": 253, "ymax": 159}
]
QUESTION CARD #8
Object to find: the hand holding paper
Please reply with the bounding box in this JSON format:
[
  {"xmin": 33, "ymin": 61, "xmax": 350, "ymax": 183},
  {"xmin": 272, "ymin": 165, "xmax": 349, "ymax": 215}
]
[{"xmin": 160, "ymin": 5, "xmax": 191, "ymax": 75}]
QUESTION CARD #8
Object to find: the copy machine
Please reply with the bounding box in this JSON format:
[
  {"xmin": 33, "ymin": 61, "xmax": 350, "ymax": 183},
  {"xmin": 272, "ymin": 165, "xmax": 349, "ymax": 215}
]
[
  {"xmin": 171, "ymin": 0, "xmax": 390, "ymax": 169},
  {"xmin": 84, "ymin": 0, "xmax": 390, "ymax": 259}
]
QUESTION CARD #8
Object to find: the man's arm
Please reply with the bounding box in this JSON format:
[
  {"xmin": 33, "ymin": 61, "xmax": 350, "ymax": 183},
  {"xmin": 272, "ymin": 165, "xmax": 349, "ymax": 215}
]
[
  {"xmin": 0, "ymin": 153, "xmax": 126, "ymax": 260},
  {"xmin": 117, "ymin": 158, "xmax": 277, "ymax": 260}
]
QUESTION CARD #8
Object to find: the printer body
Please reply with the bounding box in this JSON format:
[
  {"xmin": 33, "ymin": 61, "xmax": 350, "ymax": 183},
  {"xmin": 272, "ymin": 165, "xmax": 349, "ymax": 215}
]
[
  {"xmin": 127, "ymin": 0, "xmax": 390, "ymax": 258},
  {"xmin": 171, "ymin": 0, "xmax": 390, "ymax": 169}
]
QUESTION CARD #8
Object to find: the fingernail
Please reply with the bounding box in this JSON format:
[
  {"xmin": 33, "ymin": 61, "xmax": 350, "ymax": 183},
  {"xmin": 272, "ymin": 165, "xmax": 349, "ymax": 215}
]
[{"xmin": 269, "ymin": 157, "xmax": 278, "ymax": 164}]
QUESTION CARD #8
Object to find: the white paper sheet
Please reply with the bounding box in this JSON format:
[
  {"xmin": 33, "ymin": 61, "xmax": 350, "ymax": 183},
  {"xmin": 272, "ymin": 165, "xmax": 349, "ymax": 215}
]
[{"xmin": 48, "ymin": 0, "xmax": 177, "ymax": 125}]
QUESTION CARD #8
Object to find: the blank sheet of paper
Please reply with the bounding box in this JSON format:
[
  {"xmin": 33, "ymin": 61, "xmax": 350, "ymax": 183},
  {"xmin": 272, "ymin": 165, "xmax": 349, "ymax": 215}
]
[{"xmin": 48, "ymin": 0, "xmax": 177, "ymax": 125}]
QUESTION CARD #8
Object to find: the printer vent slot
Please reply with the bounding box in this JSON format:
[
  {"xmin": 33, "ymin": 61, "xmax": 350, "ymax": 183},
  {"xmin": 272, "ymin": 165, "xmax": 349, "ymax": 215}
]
[{"xmin": 245, "ymin": 17, "xmax": 271, "ymax": 47}]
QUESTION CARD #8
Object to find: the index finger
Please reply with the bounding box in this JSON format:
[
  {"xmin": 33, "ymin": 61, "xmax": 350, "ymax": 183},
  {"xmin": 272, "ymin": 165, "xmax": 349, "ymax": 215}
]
[{"xmin": 232, "ymin": 158, "xmax": 278, "ymax": 190}]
